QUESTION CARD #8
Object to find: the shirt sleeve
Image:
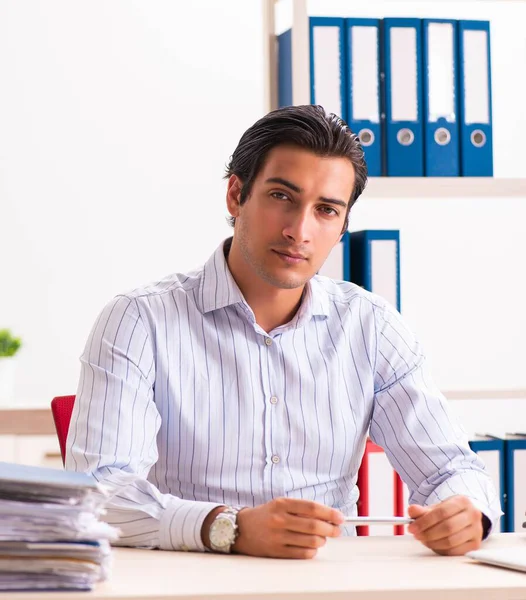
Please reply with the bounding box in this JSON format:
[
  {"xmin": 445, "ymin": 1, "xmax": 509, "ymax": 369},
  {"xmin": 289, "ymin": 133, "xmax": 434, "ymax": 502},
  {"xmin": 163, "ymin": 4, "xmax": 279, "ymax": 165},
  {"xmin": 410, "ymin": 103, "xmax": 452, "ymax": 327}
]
[
  {"xmin": 65, "ymin": 295, "xmax": 222, "ymax": 552},
  {"xmin": 369, "ymin": 300, "xmax": 503, "ymax": 533}
]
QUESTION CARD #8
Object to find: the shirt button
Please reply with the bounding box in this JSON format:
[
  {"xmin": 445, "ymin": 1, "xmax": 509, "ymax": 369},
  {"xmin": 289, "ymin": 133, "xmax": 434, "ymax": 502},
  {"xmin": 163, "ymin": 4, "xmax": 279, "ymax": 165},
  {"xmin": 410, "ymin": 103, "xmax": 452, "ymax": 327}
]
[
  {"xmin": 271, "ymin": 455, "xmax": 280, "ymax": 464},
  {"xmin": 270, "ymin": 396, "xmax": 278, "ymax": 405},
  {"xmin": 265, "ymin": 337, "xmax": 272, "ymax": 346}
]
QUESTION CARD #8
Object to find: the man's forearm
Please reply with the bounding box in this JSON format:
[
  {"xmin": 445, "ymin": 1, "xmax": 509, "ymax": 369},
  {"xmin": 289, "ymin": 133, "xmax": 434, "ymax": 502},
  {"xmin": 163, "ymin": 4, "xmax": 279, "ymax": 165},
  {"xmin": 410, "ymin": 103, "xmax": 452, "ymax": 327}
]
[{"xmin": 83, "ymin": 470, "xmax": 224, "ymax": 552}]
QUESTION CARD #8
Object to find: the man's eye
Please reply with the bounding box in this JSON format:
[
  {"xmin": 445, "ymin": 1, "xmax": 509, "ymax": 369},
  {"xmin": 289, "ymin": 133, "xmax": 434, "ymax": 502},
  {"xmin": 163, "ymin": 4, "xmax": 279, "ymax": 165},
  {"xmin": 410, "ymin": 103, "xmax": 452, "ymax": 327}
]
[
  {"xmin": 271, "ymin": 192, "xmax": 290, "ymax": 201},
  {"xmin": 320, "ymin": 206, "xmax": 338, "ymax": 216}
]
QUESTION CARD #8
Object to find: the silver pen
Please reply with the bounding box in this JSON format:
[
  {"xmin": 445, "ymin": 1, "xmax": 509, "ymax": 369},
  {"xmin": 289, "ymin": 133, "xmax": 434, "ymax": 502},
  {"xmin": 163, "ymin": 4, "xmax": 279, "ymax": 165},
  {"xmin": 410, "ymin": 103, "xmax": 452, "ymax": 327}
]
[{"xmin": 342, "ymin": 516, "xmax": 414, "ymax": 525}]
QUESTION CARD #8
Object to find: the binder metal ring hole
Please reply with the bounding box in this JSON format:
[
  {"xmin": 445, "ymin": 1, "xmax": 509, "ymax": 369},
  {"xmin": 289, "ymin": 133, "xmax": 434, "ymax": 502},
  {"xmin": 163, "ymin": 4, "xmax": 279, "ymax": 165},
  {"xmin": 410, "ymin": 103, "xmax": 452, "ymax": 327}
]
[
  {"xmin": 434, "ymin": 128, "xmax": 451, "ymax": 146},
  {"xmin": 471, "ymin": 130, "xmax": 486, "ymax": 148},
  {"xmin": 358, "ymin": 129, "xmax": 375, "ymax": 147},
  {"xmin": 397, "ymin": 128, "xmax": 414, "ymax": 147}
]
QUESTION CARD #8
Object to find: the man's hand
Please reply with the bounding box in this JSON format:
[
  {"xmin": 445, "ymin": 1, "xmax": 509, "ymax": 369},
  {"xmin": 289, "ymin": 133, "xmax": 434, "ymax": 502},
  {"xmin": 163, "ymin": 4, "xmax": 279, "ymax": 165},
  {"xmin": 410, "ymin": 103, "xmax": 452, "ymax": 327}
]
[
  {"xmin": 407, "ymin": 496, "xmax": 484, "ymax": 556},
  {"xmin": 227, "ymin": 498, "xmax": 343, "ymax": 559}
]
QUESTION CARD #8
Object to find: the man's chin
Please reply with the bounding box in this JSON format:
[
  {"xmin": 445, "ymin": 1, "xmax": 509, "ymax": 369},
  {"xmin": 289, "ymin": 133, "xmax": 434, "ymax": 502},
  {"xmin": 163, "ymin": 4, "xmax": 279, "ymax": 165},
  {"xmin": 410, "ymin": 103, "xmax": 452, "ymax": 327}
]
[{"xmin": 262, "ymin": 271, "xmax": 311, "ymax": 290}]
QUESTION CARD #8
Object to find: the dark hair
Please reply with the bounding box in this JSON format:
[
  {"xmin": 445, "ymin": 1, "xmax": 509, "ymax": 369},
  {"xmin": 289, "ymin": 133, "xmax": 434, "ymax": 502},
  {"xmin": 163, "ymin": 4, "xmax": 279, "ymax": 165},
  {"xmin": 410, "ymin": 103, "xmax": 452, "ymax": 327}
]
[{"xmin": 224, "ymin": 105, "xmax": 368, "ymax": 232}]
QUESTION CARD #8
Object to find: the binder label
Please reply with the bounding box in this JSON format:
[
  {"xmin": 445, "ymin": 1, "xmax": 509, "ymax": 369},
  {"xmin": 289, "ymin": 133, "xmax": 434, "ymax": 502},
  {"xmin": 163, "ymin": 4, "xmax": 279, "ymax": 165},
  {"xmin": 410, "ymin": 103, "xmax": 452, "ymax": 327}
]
[
  {"xmin": 463, "ymin": 30, "xmax": 490, "ymax": 125},
  {"xmin": 427, "ymin": 22, "xmax": 456, "ymax": 123},
  {"xmin": 390, "ymin": 28, "xmax": 418, "ymax": 122},
  {"xmin": 351, "ymin": 26, "xmax": 380, "ymax": 123},
  {"xmin": 313, "ymin": 26, "xmax": 343, "ymax": 117}
]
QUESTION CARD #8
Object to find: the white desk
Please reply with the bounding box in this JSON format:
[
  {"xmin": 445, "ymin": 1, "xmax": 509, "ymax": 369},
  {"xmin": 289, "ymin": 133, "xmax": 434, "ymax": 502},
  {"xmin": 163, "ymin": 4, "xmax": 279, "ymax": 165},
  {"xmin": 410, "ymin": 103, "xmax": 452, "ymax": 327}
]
[{"xmin": 14, "ymin": 533, "xmax": 526, "ymax": 600}]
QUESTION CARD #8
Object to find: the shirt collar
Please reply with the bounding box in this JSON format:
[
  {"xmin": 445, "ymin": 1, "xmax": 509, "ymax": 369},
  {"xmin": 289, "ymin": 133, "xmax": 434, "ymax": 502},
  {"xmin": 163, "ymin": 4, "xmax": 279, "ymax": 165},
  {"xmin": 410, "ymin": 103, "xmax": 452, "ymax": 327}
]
[
  {"xmin": 198, "ymin": 238, "xmax": 246, "ymax": 314},
  {"xmin": 308, "ymin": 275, "xmax": 331, "ymax": 319},
  {"xmin": 197, "ymin": 238, "xmax": 330, "ymax": 321}
]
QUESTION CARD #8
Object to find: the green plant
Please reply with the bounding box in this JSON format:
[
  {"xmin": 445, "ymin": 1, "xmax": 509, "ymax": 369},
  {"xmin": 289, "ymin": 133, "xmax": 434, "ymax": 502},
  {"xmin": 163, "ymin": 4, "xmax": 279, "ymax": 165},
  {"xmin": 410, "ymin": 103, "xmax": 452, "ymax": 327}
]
[{"xmin": 0, "ymin": 329, "xmax": 22, "ymax": 357}]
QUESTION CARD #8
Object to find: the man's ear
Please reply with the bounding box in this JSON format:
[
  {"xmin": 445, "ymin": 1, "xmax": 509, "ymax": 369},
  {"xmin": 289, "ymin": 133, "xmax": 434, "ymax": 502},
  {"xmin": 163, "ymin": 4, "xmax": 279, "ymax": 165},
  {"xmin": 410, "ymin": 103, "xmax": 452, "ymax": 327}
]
[{"xmin": 226, "ymin": 175, "xmax": 243, "ymax": 218}]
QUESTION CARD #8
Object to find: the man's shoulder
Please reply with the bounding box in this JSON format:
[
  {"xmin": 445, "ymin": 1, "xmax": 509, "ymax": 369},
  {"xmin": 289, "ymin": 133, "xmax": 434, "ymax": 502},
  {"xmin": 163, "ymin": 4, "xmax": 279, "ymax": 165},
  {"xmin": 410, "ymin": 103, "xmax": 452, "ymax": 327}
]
[
  {"xmin": 313, "ymin": 275, "xmax": 389, "ymax": 312},
  {"xmin": 120, "ymin": 267, "xmax": 203, "ymax": 302}
]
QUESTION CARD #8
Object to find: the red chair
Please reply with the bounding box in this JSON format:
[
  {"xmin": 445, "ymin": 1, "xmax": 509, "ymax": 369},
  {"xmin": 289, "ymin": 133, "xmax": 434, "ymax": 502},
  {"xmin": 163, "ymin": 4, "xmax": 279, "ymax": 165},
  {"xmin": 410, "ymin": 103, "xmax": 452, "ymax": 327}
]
[
  {"xmin": 51, "ymin": 395, "xmax": 76, "ymax": 465},
  {"xmin": 357, "ymin": 439, "xmax": 406, "ymax": 536}
]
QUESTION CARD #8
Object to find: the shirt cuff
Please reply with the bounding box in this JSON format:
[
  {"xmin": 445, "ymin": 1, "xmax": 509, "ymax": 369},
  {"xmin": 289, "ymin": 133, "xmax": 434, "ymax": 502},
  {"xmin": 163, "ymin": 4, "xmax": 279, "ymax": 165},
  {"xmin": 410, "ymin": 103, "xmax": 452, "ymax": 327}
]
[
  {"xmin": 468, "ymin": 497, "xmax": 503, "ymax": 539},
  {"xmin": 159, "ymin": 499, "xmax": 223, "ymax": 552},
  {"xmin": 481, "ymin": 513, "xmax": 492, "ymax": 540}
]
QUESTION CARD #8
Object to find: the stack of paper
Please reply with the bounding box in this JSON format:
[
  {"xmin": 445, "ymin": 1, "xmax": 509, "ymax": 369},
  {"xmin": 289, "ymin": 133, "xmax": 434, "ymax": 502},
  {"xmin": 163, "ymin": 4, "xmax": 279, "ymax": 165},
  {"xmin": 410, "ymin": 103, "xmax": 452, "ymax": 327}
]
[{"xmin": 0, "ymin": 462, "xmax": 119, "ymax": 592}]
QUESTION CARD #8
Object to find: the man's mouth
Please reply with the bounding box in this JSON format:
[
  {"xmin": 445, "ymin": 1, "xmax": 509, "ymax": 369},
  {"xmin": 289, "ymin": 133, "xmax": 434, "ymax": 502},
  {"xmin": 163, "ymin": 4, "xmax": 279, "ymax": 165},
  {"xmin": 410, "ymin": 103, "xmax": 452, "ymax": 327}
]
[{"xmin": 273, "ymin": 249, "xmax": 308, "ymax": 263}]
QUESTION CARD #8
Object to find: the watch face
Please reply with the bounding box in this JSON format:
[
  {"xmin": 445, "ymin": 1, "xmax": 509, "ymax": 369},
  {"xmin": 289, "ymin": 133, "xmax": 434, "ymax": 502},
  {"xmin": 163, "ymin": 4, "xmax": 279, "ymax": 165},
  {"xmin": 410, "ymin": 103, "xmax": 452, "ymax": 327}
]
[{"xmin": 211, "ymin": 517, "xmax": 235, "ymax": 548}]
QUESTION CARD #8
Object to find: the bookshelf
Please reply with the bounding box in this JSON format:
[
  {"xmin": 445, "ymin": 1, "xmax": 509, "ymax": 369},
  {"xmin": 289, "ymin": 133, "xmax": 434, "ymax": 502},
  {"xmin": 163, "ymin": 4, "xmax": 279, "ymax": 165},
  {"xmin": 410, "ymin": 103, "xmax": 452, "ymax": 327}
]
[{"xmin": 262, "ymin": 0, "xmax": 526, "ymax": 198}]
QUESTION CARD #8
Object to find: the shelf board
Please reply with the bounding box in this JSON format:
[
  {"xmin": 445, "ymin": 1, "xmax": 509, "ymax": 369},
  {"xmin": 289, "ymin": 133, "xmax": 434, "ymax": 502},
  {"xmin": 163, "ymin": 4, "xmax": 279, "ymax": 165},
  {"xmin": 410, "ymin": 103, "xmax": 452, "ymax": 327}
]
[
  {"xmin": 0, "ymin": 408, "xmax": 55, "ymax": 435},
  {"xmin": 444, "ymin": 389, "xmax": 526, "ymax": 400},
  {"xmin": 361, "ymin": 178, "xmax": 526, "ymax": 199}
]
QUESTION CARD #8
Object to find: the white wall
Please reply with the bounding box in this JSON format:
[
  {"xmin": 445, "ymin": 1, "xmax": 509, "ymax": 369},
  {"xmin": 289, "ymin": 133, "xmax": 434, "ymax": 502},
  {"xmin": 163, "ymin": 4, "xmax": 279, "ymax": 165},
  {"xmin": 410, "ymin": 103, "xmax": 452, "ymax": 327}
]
[
  {"xmin": 349, "ymin": 196, "xmax": 526, "ymax": 395},
  {"xmin": 0, "ymin": 0, "xmax": 265, "ymax": 405},
  {"xmin": 0, "ymin": 1, "xmax": 524, "ymax": 436}
]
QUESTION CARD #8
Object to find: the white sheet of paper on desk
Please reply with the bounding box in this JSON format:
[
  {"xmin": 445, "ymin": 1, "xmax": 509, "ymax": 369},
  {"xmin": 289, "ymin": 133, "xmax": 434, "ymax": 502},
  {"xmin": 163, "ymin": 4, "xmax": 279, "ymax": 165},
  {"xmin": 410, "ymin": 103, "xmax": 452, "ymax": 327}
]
[{"xmin": 467, "ymin": 547, "xmax": 526, "ymax": 573}]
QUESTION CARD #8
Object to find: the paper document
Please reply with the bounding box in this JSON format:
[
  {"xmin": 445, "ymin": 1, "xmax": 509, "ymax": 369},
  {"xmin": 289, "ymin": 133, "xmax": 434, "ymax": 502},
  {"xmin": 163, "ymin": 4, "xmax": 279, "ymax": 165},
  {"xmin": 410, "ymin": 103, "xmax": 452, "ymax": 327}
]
[
  {"xmin": 467, "ymin": 547, "xmax": 526, "ymax": 573},
  {"xmin": 0, "ymin": 461, "xmax": 119, "ymax": 592},
  {"xmin": 0, "ymin": 461, "xmax": 99, "ymax": 505}
]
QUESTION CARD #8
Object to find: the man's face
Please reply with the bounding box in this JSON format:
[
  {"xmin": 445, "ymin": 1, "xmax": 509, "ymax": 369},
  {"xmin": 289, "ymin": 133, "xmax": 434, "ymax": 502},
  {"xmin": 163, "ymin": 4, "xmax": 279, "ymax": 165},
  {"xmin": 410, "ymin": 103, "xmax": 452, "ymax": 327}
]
[{"xmin": 229, "ymin": 145, "xmax": 356, "ymax": 290}]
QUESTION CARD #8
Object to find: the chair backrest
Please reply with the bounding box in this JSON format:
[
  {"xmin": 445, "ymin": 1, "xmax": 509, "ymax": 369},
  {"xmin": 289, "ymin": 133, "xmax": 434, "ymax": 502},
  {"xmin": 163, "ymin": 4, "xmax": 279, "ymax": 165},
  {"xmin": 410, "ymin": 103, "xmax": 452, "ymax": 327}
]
[{"xmin": 50, "ymin": 395, "xmax": 76, "ymax": 465}]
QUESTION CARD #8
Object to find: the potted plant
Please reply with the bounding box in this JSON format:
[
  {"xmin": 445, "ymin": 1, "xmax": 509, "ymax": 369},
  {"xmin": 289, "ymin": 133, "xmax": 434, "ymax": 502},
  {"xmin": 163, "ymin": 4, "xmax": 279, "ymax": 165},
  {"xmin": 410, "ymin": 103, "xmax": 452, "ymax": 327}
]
[{"xmin": 0, "ymin": 329, "xmax": 22, "ymax": 406}]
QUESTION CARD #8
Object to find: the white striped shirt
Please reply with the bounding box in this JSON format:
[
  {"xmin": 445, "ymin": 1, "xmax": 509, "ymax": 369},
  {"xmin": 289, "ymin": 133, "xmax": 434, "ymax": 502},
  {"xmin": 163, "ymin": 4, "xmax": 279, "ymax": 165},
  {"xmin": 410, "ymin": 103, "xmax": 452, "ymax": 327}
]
[{"xmin": 66, "ymin": 238, "xmax": 501, "ymax": 551}]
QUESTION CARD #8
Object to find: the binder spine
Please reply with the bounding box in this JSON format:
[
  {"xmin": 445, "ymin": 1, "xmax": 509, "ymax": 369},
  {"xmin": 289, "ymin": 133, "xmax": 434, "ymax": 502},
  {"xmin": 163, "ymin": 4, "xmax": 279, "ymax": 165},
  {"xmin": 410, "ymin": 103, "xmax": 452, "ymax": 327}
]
[
  {"xmin": 383, "ymin": 18, "xmax": 424, "ymax": 177},
  {"xmin": 422, "ymin": 19, "xmax": 460, "ymax": 176}
]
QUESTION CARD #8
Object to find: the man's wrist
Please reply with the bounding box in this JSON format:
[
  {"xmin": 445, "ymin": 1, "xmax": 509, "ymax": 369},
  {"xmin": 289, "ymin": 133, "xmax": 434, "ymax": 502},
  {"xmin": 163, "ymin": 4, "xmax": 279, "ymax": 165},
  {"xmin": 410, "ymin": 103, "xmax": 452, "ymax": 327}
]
[
  {"xmin": 231, "ymin": 506, "xmax": 250, "ymax": 554},
  {"xmin": 201, "ymin": 506, "xmax": 227, "ymax": 550}
]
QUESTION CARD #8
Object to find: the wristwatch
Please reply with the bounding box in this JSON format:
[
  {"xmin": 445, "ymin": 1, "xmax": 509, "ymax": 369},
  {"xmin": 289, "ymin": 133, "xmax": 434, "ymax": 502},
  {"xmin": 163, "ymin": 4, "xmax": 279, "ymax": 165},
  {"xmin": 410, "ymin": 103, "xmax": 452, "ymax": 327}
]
[{"xmin": 209, "ymin": 506, "xmax": 244, "ymax": 553}]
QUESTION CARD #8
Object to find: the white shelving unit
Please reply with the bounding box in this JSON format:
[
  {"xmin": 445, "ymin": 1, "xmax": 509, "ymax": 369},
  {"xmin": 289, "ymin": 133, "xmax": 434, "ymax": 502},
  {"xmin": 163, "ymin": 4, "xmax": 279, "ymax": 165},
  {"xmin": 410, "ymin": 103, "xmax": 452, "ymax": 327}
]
[
  {"xmin": 263, "ymin": 0, "xmax": 526, "ymax": 198},
  {"xmin": 363, "ymin": 177, "xmax": 526, "ymax": 198}
]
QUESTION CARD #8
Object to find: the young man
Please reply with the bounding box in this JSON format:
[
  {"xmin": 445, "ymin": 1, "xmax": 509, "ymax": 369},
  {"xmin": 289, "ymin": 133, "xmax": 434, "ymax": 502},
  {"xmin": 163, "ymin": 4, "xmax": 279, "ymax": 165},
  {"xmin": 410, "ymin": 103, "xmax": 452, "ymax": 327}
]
[{"xmin": 67, "ymin": 105, "xmax": 501, "ymax": 559}]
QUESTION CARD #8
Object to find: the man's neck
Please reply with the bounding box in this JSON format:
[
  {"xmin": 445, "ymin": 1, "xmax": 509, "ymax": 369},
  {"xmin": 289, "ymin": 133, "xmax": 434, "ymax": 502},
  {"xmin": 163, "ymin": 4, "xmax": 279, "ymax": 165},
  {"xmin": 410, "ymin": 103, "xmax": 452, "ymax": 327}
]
[{"xmin": 225, "ymin": 239, "xmax": 305, "ymax": 333}]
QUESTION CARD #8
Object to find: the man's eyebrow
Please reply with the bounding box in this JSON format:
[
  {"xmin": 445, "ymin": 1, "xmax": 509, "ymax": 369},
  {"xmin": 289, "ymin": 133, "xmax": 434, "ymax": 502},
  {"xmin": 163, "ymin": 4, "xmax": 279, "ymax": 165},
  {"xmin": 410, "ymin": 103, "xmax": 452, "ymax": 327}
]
[
  {"xmin": 265, "ymin": 177, "xmax": 302, "ymax": 193},
  {"xmin": 320, "ymin": 196, "xmax": 348, "ymax": 209},
  {"xmin": 265, "ymin": 176, "xmax": 348, "ymax": 209}
]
